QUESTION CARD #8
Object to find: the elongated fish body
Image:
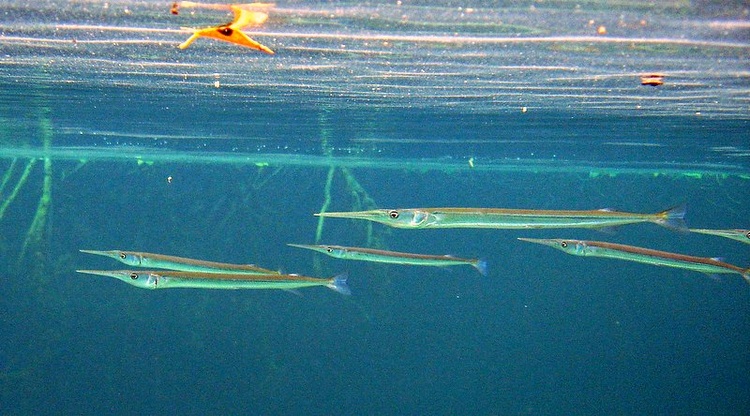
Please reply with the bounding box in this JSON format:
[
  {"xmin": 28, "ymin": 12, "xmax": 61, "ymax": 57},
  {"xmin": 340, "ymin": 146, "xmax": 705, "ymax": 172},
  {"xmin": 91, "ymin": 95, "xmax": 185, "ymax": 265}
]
[
  {"xmin": 76, "ymin": 270, "xmax": 350, "ymax": 294},
  {"xmin": 79, "ymin": 250, "xmax": 278, "ymax": 275},
  {"xmin": 316, "ymin": 204, "xmax": 686, "ymax": 231},
  {"xmin": 518, "ymin": 238, "xmax": 750, "ymax": 283},
  {"xmin": 289, "ymin": 244, "xmax": 488, "ymax": 275},
  {"xmin": 690, "ymin": 228, "xmax": 750, "ymax": 245}
]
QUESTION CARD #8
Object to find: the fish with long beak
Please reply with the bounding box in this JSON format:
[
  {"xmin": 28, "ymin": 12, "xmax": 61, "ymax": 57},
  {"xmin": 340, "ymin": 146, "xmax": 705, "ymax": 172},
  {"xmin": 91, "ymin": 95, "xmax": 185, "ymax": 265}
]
[
  {"xmin": 76, "ymin": 269, "xmax": 350, "ymax": 294},
  {"xmin": 178, "ymin": 4, "xmax": 274, "ymax": 54},
  {"xmin": 518, "ymin": 237, "xmax": 750, "ymax": 283}
]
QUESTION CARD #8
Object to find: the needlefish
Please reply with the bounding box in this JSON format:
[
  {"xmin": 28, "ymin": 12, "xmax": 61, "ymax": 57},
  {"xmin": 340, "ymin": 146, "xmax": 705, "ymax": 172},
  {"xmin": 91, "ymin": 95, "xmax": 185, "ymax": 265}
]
[
  {"xmin": 315, "ymin": 204, "xmax": 686, "ymax": 231},
  {"xmin": 689, "ymin": 228, "xmax": 750, "ymax": 245},
  {"xmin": 288, "ymin": 243, "xmax": 488, "ymax": 275},
  {"xmin": 76, "ymin": 270, "xmax": 350, "ymax": 294},
  {"xmin": 518, "ymin": 238, "xmax": 750, "ymax": 283},
  {"xmin": 79, "ymin": 250, "xmax": 279, "ymax": 274}
]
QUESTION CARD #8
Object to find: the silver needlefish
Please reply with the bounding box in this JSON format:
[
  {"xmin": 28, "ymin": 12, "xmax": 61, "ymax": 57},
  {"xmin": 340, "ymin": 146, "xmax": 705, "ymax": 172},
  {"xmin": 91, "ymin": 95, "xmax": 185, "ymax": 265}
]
[
  {"xmin": 689, "ymin": 228, "xmax": 750, "ymax": 245},
  {"xmin": 79, "ymin": 250, "xmax": 278, "ymax": 274},
  {"xmin": 518, "ymin": 238, "xmax": 750, "ymax": 283},
  {"xmin": 315, "ymin": 204, "xmax": 686, "ymax": 231},
  {"xmin": 289, "ymin": 243, "xmax": 488, "ymax": 275},
  {"xmin": 76, "ymin": 270, "xmax": 350, "ymax": 294}
]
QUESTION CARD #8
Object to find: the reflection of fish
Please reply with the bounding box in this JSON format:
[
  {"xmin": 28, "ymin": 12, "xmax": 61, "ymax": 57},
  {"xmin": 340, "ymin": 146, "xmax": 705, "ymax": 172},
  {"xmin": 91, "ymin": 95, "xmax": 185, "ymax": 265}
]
[
  {"xmin": 80, "ymin": 249, "xmax": 278, "ymax": 274},
  {"xmin": 316, "ymin": 204, "xmax": 687, "ymax": 231},
  {"xmin": 77, "ymin": 269, "xmax": 350, "ymax": 294},
  {"xmin": 518, "ymin": 238, "xmax": 750, "ymax": 283},
  {"xmin": 690, "ymin": 228, "xmax": 750, "ymax": 245},
  {"xmin": 178, "ymin": 5, "xmax": 274, "ymax": 53},
  {"xmin": 289, "ymin": 243, "xmax": 488, "ymax": 275}
]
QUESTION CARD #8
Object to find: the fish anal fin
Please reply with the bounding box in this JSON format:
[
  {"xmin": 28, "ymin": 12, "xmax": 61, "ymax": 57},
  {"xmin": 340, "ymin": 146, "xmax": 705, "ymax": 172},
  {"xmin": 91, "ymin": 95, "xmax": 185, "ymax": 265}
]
[
  {"xmin": 283, "ymin": 288, "xmax": 304, "ymax": 297},
  {"xmin": 705, "ymin": 273, "xmax": 722, "ymax": 282}
]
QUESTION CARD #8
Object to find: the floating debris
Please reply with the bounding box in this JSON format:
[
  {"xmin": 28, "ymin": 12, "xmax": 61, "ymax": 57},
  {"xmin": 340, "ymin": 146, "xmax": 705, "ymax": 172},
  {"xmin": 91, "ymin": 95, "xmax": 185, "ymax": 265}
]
[
  {"xmin": 641, "ymin": 74, "xmax": 665, "ymax": 86},
  {"xmin": 176, "ymin": 3, "xmax": 275, "ymax": 54}
]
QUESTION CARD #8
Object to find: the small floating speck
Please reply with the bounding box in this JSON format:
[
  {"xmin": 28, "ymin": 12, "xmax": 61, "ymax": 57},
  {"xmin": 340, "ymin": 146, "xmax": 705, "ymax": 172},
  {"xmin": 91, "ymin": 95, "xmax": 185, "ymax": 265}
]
[{"xmin": 640, "ymin": 74, "xmax": 664, "ymax": 86}]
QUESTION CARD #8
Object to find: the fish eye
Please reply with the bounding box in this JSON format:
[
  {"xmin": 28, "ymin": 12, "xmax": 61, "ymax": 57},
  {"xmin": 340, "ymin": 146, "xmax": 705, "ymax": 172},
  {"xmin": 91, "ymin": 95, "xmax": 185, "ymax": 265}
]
[
  {"xmin": 388, "ymin": 210, "xmax": 399, "ymax": 219},
  {"xmin": 119, "ymin": 252, "xmax": 127, "ymax": 259},
  {"xmin": 560, "ymin": 241, "xmax": 568, "ymax": 248},
  {"xmin": 326, "ymin": 247, "xmax": 334, "ymax": 253},
  {"xmin": 129, "ymin": 273, "xmax": 139, "ymax": 280},
  {"xmin": 217, "ymin": 26, "xmax": 233, "ymax": 36},
  {"xmin": 745, "ymin": 231, "xmax": 750, "ymax": 239}
]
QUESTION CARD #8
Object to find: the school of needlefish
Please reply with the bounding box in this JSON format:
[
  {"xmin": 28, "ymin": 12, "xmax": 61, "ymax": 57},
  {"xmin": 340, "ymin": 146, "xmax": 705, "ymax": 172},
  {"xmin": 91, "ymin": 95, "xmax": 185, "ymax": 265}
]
[
  {"xmin": 78, "ymin": 203, "xmax": 750, "ymax": 294},
  {"xmin": 76, "ymin": 3, "xmax": 749, "ymax": 293}
]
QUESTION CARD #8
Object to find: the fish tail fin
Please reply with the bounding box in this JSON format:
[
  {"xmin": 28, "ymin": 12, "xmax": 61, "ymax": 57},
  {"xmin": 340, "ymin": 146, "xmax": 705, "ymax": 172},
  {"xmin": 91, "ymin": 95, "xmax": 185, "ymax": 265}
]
[
  {"xmin": 655, "ymin": 203, "xmax": 688, "ymax": 232},
  {"xmin": 474, "ymin": 259, "xmax": 489, "ymax": 276},
  {"xmin": 327, "ymin": 273, "xmax": 351, "ymax": 295}
]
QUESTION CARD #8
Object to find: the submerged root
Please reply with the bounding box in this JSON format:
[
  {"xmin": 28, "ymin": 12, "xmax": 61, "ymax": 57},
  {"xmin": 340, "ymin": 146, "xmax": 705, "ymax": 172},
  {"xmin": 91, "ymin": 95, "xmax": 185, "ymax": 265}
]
[
  {"xmin": 250, "ymin": 165, "xmax": 284, "ymax": 191},
  {"xmin": 0, "ymin": 157, "xmax": 18, "ymax": 195},
  {"xmin": 312, "ymin": 166, "xmax": 336, "ymax": 273},
  {"xmin": 340, "ymin": 167, "xmax": 382, "ymax": 246},
  {"xmin": 314, "ymin": 166, "xmax": 336, "ymax": 243},
  {"xmin": 18, "ymin": 156, "xmax": 51, "ymax": 265},
  {"xmin": 0, "ymin": 158, "xmax": 36, "ymax": 222},
  {"xmin": 18, "ymin": 116, "xmax": 53, "ymax": 271}
]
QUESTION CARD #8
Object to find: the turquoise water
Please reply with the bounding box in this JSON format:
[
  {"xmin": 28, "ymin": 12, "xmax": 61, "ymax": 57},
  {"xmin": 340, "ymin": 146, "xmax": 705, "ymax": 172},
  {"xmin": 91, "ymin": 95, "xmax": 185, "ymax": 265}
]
[{"xmin": 1, "ymin": 1, "xmax": 749, "ymax": 414}]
